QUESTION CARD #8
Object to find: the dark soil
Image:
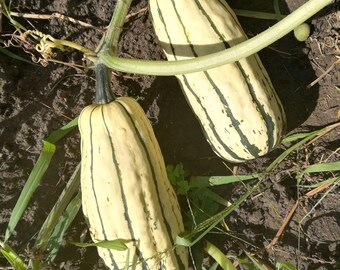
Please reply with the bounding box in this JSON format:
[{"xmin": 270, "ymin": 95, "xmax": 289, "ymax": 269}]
[{"xmin": 0, "ymin": 0, "xmax": 339, "ymax": 269}]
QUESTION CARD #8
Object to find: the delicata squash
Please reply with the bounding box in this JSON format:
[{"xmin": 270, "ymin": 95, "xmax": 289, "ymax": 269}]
[
  {"xmin": 79, "ymin": 64, "xmax": 188, "ymax": 270},
  {"xmin": 149, "ymin": 0, "xmax": 286, "ymax": 162}
]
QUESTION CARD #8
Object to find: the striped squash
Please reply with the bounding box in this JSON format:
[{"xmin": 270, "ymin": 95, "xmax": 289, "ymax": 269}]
[
  {"xmin": 149, "ymin": 0, "xmax": 286, "ymax": 162},
  {"xmin": 79, "ymin": 81, "xmax": 187, "ymax": 268}
]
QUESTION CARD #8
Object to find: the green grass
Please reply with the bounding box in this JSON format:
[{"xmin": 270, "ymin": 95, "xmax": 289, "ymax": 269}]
[{"xmin": 169, "ymin": 122, "xmax": 339, "ymax": 269}]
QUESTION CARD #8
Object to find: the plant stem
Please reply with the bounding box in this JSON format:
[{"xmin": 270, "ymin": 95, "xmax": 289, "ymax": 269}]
[
  {"xmin": 0, "ymin": 0, "xmax": 27, "ymax": 32},
  {"xmin": 99, "ymin": 0, "xmax": 332, "ymax": 76},
  {"xmin": 95, "ymin": 63, "xmax": 115, "ymax": 103},
  {"xmin": 97, "ymin": 0, "xmax": 132, "ymax": 55},
  {"xmin": 273, "ymin": 0, "xmax": 282, "ymax": 21},
  {"xmin": 50, "ymin": 39, "xmax": 96, "ymax": 58},
  {"xmin": 94, "ymin": 0, "xmax": 133, "ymax": 104}
]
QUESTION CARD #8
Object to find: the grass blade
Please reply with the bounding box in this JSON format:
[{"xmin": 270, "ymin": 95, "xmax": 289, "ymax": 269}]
[
  {"xmin": 202, "ymin": 188, "xmax": 230, "ymax": 207},
  {"xmin": 299, "ymin": 176, "xmax": 339, "ymax": 188},
  {"xmin": 273, "ymin": 0, "xmax": 282, "ymax": 21},
  {"xmin": 276, "ymin": 261, "xmax": 297, "ymax": 270},
  {"xmin": 44, "ymin": 192, "xmax": 82, "ymax": 264},
  {"xmin": 190, "ymin": 174, "xmax": 258, "ymax": 188},
  {"xmin": 28, "ymin": 163, "xmax": 81, "ymax": 270},
  {"xmin": 4, "ymin": 140, "xmax": 56, "ymax": 242},
  {"xmin": 177, "ymin": 181, "xmax": 261, "ymax": 247},
  {"xmin": 204, "ymin": 241, "xmax": 236, "ymax": 270},
  {"xmin": 70, "ymin": 239, "xmax": 129, "ymax": 251},
  {"xmin": 244, "ymin": 251, "xmax": 267, "ymax": 270},
  {"xmin": 266, "ymin": 122, "xmax": 340, "ymax": 173},
  {"xmin": 0, "ymin": 240, "xmax": 28, "ymax": 270},
  {"xmin": 4, "ymin": 118, "xmax": 78, "ymax": 241},
  {"xmin": 282, "ymin": 132, "xmax": 312, "ymax": 143},
  {"xmin": 33, "ymin": 163, "xmax": 81, "ymax": 251},
  {"xmin": 44, "ymin": 117, "xmax": 78, "ymax": 144},
  {"xmin": 304, "ymin": 161, "xmax": 340, "ymax": 173},
  {"xmin": 0, "ymin": 45, "xmax": 38, "ymax": 65}
]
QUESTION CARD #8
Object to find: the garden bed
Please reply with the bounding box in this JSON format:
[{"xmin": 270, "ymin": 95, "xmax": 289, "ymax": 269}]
[{"xmin": 0, "ymin": 0, "xmax": 339, "ymax": 269}]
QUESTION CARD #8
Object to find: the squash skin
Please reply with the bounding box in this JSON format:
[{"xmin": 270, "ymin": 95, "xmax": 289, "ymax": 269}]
[
  {"xmin": 79, "ymin": 97, "xmax": 188, "ymax": 270},
  {"xmin": 149, "ymin": 0, "xmax": 286, "ymax": 162}
]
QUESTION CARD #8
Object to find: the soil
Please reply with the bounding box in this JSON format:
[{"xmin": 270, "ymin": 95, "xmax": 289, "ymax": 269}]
[{"xmin": 0, "ymin": 0, "xmax": 339, "ymax": 269}]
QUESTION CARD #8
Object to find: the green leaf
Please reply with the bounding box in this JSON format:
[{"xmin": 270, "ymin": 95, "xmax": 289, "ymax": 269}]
[
  {"xmin": 167, "ymin": 163, "xmax": 190, "ymax": 194},
  {"xmin": 304, "ymin": 161, "xmax": 340, "ymax": 173},
  {"xmin": 282, "ymin": 132, "xmax": 312, "ymax": 143},
  {"xmin": 0, "ymin": 45, "xmax": 39, "ymax": 65},
  {"xmin": 276, "ymin": 261, "xmax": 297, "ymax": 270},
  {"xmin": 202, "ymin": 188, "xmax": 230, "ymax": 207},
  {"xmin": 174, "ymin": 163, "xmax": 185, "ymax": 177},
  {"xmin": 33, "ymin": 164, "xmax": 81, "ymax": 252},
  {"xmin": 4, "ymin": 141, "xmax": 56, "ymax": 242},
  {"xmin": 267, "ymin": 128, "xmax": 327, "ymax": 173},
  {"xmin": 176, "ymin": 181, "xmax": 259, "ymax": 247},
  {"xmin": 70, "ymin": 239, "xmax": 129, "ymax": 251},
  {"xmin": 177, "ymin": 180, "xmax": 190, "ymax": 195},
  {"xmin": 209, "ymin": 262, "xmax": 219, "ymax": 270},
  {"xmin": 299, "ymin": 176, "xmax": 339, "ymax": 188},
  {"xmin": 273, "ymin": 0, "xmax": 282, "ymax": 21},
  {"xmin": 190, "ymin": 174, "xmax": 258, "ymax": 188},
  {"xmin": 44, "ymin": 193, "xmax": 82, "ymax": 265},
  {"xmin": 0, "ymin": 240, "xmax": 27, "ymax": 270},
  {"xmin": 44, "ymin": 117, "xmax": 78, "ymax": 144},
  {"xmin": 175, "ymin": 232, "xmax": 193, "ymax": 247},
  {"xmin": 204, "ymin": 241, "xmax": 236, "ymax": 270},
  {"xmin": 4, "ymin": 118, "xmax": 78, "ymax": 241},
  {"xmin": 244, "ymin": 251, "xmax": 267, "ymax": 270},
  {"xmin": 190, "ymin": 242, "xmax": 205, "ymax": 270},
  {"xmin": 269, "ymin": 123, "xmax": 340, "ymax": 174},
  {"xmin": 188, "ymin": 188, "xmax": 221, "ymax": 225}
]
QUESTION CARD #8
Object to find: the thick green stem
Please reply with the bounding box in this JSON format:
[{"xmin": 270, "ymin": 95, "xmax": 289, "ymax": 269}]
[
  {"xmin": 98, "ymin": 0, "xmax": 332, "ymax": 76},
  {"xmin": 94, "ymin": 0, "xmax": 132, "ymax": 104},
  {"xmin": 95, "ymin": 63, "xmax": 115, "ymax": 104}
]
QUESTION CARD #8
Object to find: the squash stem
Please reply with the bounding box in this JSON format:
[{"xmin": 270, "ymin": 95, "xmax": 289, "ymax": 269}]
[
  {"xmin": 95, "ymin": 63, "xmax": 115, "ymax": 104},
  {"xmin": 94, "ymin": 0, "xmax": 133, "ymax": 104}
]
